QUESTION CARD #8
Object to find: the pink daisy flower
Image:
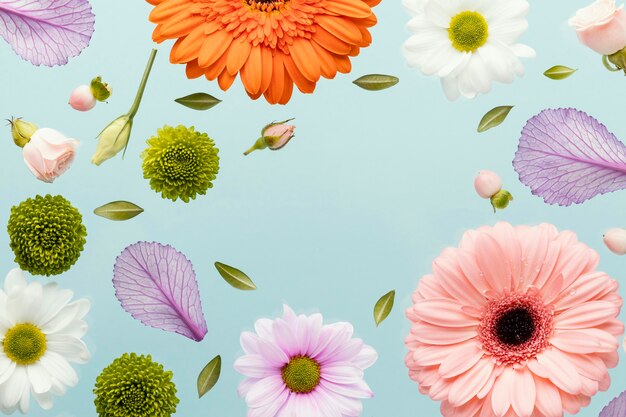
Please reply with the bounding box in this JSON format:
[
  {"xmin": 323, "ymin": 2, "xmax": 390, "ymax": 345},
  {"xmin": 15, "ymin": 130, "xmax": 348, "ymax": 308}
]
[
  {"xmin": 405, "ymin": 222, "xmax": 624, "ymax": 417},
  {"xmin": 234, "ymin": 305, "xmax": 378, "ymax": 417}
]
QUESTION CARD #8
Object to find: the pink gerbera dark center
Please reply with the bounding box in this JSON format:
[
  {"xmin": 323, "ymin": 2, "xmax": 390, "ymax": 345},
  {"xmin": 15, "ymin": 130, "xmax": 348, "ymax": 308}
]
[{"xmin": 479, "ymin": 292, "xmax": 554, "ymax": 365}]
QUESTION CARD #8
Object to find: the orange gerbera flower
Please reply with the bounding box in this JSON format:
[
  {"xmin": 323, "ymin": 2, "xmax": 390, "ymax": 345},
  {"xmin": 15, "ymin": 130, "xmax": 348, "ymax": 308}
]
[{"xmin": 146, "ymin": 0, "xmax": 379, "ymax": 104}]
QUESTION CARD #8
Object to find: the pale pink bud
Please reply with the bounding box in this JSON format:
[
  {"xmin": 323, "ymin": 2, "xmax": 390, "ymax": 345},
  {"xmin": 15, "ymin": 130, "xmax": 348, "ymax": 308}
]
[
  {"xmin": 569, "ymin": 0, "xmax": 626, "ymax": 55},
  {"xmin": 22, "ymin": 128, "xmax": 79, "ymax": 183},
  {"xmin": 69, "ymin": 85, "xmax": 96, "ymax": 112},
  {"xmin": 263, "ymin": 123, "xmax": 296, "ymax": 150},
  {"xmin": 604, "ymin": 228, "xmax": 626, "ymax": 254},
  {"xmin": 474, "ymin": 170, "xmax": 503, "ymax": 199}
]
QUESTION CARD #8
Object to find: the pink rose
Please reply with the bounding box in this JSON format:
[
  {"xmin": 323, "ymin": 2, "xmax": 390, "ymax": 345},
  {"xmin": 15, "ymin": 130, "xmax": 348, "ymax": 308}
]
[
  {"xmin": 22, "ymin": 128, "xmax": 79, "ymax": 183},
  {"xmin": 570, "ymin": 0, "xmax": 626, "ymax": 55}
]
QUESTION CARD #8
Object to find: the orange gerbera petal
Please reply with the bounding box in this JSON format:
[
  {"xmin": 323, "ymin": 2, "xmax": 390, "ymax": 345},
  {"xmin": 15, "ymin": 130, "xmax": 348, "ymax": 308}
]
[
  {"xmin": 145, "ymin": 0, "xmax": 378, "ymax": 104},
  {"xmin": 240, "ymin": 45, "xmax": 263, "ymax": 95},
  {"xmin": 185, "ymin": 60, "xmax": 205, "ymax": 79},
  {"xmin": 198, "ymin": 31, "xmax": 233, "ymax": 68}
]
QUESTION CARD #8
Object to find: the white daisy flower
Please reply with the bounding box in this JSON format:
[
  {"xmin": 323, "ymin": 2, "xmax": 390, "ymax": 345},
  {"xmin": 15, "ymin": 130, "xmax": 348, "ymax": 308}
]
[
  {"xmin": 0, "ymin": 268, "xmax": 90, "ymax": 414},
  {"xmin": 403, "ymin": 0, "xmax": 536, "ymax": 100}
]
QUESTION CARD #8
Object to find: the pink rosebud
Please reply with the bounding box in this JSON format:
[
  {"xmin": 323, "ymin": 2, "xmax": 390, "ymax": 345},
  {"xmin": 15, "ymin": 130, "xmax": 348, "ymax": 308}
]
[
  {"xmin": 263, "ymin": 123, "xmax": 296, "ymax": 150},
  {"xmin": 604, "ymin": 228, "xmax": 626, "ymax": 254},
  {"xmin": 474, "ymin": 170, "xmax": 502, "ymax": 198},
  {"xmin": 569, "ymin": 0, "xmax": 626, "ymax": 55},
  {"xmin": 69, "ymin": 85, "xmax": 96, "ymax": 112},
  {"xmin": 22, "ymin": 128, "xmax": 80, "ymax": 183}
]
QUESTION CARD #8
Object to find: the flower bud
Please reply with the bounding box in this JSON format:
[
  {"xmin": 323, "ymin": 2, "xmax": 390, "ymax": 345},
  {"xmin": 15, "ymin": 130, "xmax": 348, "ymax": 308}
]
[
  {"xmin": 569, "ymin": 0, "xmax": 626, "ymax": 55},
  {"xmin": 69, "ymin": 85, "xmax": 97, "ymax": 112},
  {"xmin": 92, "ymin": 116, "xmax": 132, "ymax": 166},
  {"xmin": 490, "ymin": 190, "xmax": 513, "ymax": 212},
  {"xmin": 8, "ymin": 117, "xmax": 38, "ymax": 147},
  {"xmin": 244, "ymin": 119, "xmax": 296, "ymax": 155},
  {"xmin": 474, "ymin": 170, "xmax": 502, "ymax": 198},
  {"xmin": 603, "ymin": 228, "xmax": 626, "ymax": 254},
  {"xmin": 90, "ymin": 76, "xmax": 112, "ymax": 102}
]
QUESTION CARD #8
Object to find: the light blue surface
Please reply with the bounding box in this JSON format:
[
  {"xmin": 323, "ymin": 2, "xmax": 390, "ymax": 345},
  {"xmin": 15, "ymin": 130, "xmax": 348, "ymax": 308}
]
[{"xmin": 0, "ymin": 0, "xmax": 625, "ymax": 416}]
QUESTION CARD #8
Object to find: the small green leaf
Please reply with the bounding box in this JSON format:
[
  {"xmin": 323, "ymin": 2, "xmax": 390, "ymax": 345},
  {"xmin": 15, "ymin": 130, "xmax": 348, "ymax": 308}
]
[
  {"xmin": 373, "ymin": 290, "xmax": 395, "ymax": 326},
  {"xmin": 352, "ymin": 74, "xmax": 399, "ymax": 91},
  {"xmin": 543, "ymin": 65, "xmax": 577, "ymax": 80},
  {"xmin": 94, "ymin": 201, "xmax": 144, "ymax": 221},
  {"xmin": 175, "ymin": 93, "xmax": 222, "ymax": 111},
  {"xmin": 197, "ymin": 355, "xmax": 221, "ymax": 398},
  {"xmin": 214, "ymin": 262, "xmax": 257, "ymax": 290},
  {"xmin": 477, "ymin": 105, "xmax": 514, "ymax": 133}
]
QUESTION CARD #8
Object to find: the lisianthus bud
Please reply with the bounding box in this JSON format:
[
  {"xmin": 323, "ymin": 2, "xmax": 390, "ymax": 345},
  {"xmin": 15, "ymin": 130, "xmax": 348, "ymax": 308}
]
[
  {"xmin": 90, "ymin": 76, "xmax": 112, "ymax": 102},
  {"xmin": 8, "ymin": 117, "xmax": 37, "ymax": 147},
  {"xmin": 244, "ymin": 118, "xmax": 295, "ymax": 155},
  {"xmin": 490, "ymin": 190, "xmax": 513, "ymax": 212},
  {"xmin": 569, "ymin": 0, "xmax": 626, "ymax": 55},
  {"xmin": 92, "ymin": 116, "xmax": 132, "ymax": 166},
  {"xmin": 69, "ymin": 85, "xmax": 97, "ymax": 112},
  {"xmin": 474, "ymin": 170, "xmax": 502, "ymax": 198},
  {"xmin": 23, "ymin": 128, "xmax": 79, "ymax": 183},
  {"xmin": 603, "ymin": 228, "xmax": 626, "ymax": 254}
]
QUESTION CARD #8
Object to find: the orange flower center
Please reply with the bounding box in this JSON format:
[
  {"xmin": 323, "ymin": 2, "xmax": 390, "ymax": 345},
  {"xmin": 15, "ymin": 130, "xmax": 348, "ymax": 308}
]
[{"xmin": 245, "ymin": 0, "xmax": 288, "ymax": 11}]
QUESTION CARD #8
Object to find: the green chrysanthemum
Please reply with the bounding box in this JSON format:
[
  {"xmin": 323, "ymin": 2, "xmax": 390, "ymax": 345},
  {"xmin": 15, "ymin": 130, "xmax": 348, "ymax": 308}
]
[
  {"xmin": 7, "ymin": 194, "xmax": 87, "ymax": 276},
  {"xmin": 142, "ymin": 125, "xmax": 219, "ymax": 202},
  {"xmin": 94, "ymin": 353, "xmax": 179, "ymax": 417}
]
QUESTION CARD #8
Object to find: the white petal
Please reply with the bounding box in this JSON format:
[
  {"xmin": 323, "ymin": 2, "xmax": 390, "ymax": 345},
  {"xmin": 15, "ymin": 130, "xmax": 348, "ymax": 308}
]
[
  {"xmin": 26, "ymin": 363, "xmax": 52, "ymax": 394},
  {"xmin": 1, "ymin": 367, "xmax": 26, "ymax": 410},
  {"xmin": 441, "ymin": 76, "xmax": 461, "ymax": 101},
  {"xmin": 6, "ymin": 282, "xmax": 42, "ymax": 323},
  {"xmin": 33, "ymin": 391, "xmax": 53, "ymax": 410},
  {"xmin": 39, "ymin": 352, "xmax": 78, "ymax": 387},
  {"xmin": 3, "ymin": 269, "xmax": 26, "ymax": 295}
]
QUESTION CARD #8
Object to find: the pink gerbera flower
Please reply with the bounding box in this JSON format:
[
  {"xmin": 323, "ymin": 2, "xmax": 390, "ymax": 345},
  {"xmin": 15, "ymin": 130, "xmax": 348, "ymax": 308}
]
[
  {"xmin": 405, "ymin": 222, "xmax": 623, "ymax": 417},
  {"xmin": 235, "ymin": 305, "xmax": 378, "ymax": 417}
]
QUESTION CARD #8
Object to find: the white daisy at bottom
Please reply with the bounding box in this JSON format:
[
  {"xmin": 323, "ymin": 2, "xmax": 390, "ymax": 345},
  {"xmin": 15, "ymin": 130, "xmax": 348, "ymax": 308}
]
[
  {"xmin": 403, "ymin": 0, "xmax": 536, "ymax": 100},
  {"xmin": 0, "ymin": 268, "xmax": 90, "ymax": 414}
]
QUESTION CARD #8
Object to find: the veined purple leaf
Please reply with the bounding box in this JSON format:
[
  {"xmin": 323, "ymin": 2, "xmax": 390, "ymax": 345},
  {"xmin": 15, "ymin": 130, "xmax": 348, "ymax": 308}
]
[
  {"xmin": 113, "ymin": 241, "xmax": 208, "ymax": 342},
  {"xmin": 513, "ymin": 108, "xmax": 626, "ymax": 206},
  {"xmin": 599, "ymin": 391, "xmax": 626, "ymax": 417},
  {"xmin": 0, "ymin": 0, "xmax": 95, "ymax": 67}
]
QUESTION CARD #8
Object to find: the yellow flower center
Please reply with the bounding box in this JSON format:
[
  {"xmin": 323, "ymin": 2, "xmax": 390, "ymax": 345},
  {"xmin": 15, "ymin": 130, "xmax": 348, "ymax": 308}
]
[
  {"xmin": 448, "ymin": 11, "xmax": 489, "ymax": 53},
  {"xmin": 3, "ymin": 323, "xmax": 47, "ymax": 365},
  {"xmin": 281, "ymin": 356, "xmax": 321, "ymax": 393}
]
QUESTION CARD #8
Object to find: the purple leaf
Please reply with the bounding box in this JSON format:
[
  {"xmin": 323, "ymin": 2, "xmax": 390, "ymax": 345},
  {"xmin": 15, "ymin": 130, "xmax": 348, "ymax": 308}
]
[
  {"xmin": 513, "ymin": 108, "xmax": 626, "ymax": 206},
  {"xmin": 599, "ymin": 391, "xmax": 626, "ymax": 417},
  {"xmin": 0, "ymin": 0, "xmax": 95, "ymax": 67},
  {"xmin": 113, "ymin": 241, "xmax": 208, "ymax": 342}
]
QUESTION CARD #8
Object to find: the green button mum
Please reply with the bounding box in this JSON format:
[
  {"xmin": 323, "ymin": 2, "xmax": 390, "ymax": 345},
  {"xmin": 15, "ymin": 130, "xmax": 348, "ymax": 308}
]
[
  {"xmin": 142, "ymin": 125, "xmax": 220, "ymax": 203},
  {"xmin": 94, "ymin": 353, "xmax": 179, "ymax": 417},
  {"xmin": 7, "ymin": 194, "xmax": 87, "ymax": 276}
]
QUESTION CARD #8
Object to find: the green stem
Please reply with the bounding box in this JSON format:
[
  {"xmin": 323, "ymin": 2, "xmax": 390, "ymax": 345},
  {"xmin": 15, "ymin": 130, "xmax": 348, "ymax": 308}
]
[
  {"xmin": 128, "ymin": 49, "xmax": 158, "ymax": 118},
  {"xmin": 602, "ymin": 55, "xmax": 621, "ymax": 72},
  {"xmin": 244, "ymin": 137, "xmax": 267, "ymax": 156}
]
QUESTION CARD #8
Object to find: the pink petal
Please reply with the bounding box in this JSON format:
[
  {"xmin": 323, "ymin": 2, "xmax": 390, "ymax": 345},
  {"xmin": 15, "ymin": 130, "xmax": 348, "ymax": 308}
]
[
  {"xmin": 448, "ymin": 357, "xmax": 495, "ymax": 406},
  {"xmin": 413, "ymin": 298, "xmax": 479, "ymax": 327},
  {"xmin": 249, "ymin": 389, "xmax": 289, "ymax": 417},
  {"xmin": 245, "ymin": 375, "xmax": 287, "ymax": 408},
  {"xmin": 317, "ymin": 386, "xmax": 363, "ymax": 416},
  {"xmin": 511, "ymin": 368, "xmax": 535, "ymax": 417},
  {"xmin": 319, "ymin": 379, "xmax": 373, "ymax": 399},
  {"xmin": 352, "ymin": 345, "xmax": 377, "ymax": 369},
  {"xmin": 555, "ymin": 301, "xmax": 618, "ymax": 329},
  {"xmin": 432, "ymin": 250, "xmax": 485, "ymax": 306},
  {"xmin": 555, "ymin": 272, "xmax": 612, "ymax": 311},
  {"xmin": 475, "ymin": 234, "xmax": 511, "ymax": 294},
  {"xmin": 322, "ymin": 364, "xmax": 364, "ymax": 384},
  {"xmin": 438, "ymin": 341, "xmax": 483, "ymax": 378},
  {"xmin": 417, "ymin": 274, "xmax": 449, "ymax": 299},
  {"xmin": 491, "ymin": 366, "xmax": 514, "ymax": 417},
  {"xmin": 533, "ymin": 376, "xmax": 563, "ymax": 417},
  {"xmin": 257, "ymin": 338, "xmax": 289, "ymax": 366},
  {"xmin": 550, "ymin": 329, "xmax": 618, "ymax": 353},
  {"xmin": 530, "ymin": 241, "xmax": 560, "ymax": 290},
  {"xmin": 490, "ymin": 223, "xmax": 523, "ymax": 290},
  {"xmin": 536, "ymin": 348, "xmax": 583, "ymax": 394},
  {"xmin": 411, "ymin": 322, "xmax": 477, "ymax": 345},
  {"xmin": 234, "ymin": 355, "xmax": 277, "ymax": 378},
  {"xmin": 298, "ymin": 313, "xmax": 323, "ymax": 355},
  {"xmin": 272, "ymin": 318, "xmax": 299, "ymax": 357}
]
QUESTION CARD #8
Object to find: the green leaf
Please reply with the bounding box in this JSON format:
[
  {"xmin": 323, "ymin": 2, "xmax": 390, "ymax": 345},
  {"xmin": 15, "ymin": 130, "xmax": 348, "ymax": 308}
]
[
  {"xmin": 352, "ymin": 74, "xmax": 399, "ymax": 91},
  {"xmin": 477, "ymin": 105, "xmax": 514, "ymax": 133},
  {"xmin": 93, "ymin": 201, "xmax": 144, "ymax": 221},
  {"xmin": 543, "ymin": 65, "xmax": 577, "ymax": 80},
  {"xmin": 175, "ymin": 93, "xmax": 222, "ymax": 111},
  {"xmin": 214, "ymin": 262, "xmax": 257, "ymax": 290},
  {"xmin": 373, "ymin": 290, "xmax": 395, "ymax": 326},
  {"xmin": 197, "ymin": 355, "xmax": 221, "ymax": 398}
]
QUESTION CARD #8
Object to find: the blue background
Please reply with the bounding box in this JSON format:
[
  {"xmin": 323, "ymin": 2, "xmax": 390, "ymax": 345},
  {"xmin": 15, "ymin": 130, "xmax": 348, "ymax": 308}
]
[{"xmin": 1, "ymin": 0, "xmax": 625, "ymax": 416}]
